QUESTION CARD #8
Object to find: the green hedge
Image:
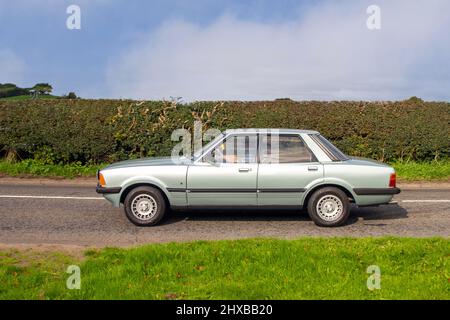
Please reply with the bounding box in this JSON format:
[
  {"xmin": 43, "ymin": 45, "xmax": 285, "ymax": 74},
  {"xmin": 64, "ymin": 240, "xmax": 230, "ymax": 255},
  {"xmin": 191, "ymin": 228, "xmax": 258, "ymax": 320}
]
[{"xmin": 0, "ymin": 99, "xmax": 449, "ymax": 164}]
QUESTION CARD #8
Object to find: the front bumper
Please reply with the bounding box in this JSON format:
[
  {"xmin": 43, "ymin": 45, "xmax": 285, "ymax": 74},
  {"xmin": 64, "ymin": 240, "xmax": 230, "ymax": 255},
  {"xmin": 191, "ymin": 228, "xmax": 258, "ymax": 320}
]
[{"xmin": 96, "ymin": 184, "xmax": 122, "ymax": 194}]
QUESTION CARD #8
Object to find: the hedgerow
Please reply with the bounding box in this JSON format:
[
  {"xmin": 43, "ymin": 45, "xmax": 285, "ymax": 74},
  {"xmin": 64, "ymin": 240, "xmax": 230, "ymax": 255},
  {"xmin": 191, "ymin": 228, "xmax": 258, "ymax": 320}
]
[{"xmin": 0, "ymin": 99, "xmax": 448, "ymax": 164}]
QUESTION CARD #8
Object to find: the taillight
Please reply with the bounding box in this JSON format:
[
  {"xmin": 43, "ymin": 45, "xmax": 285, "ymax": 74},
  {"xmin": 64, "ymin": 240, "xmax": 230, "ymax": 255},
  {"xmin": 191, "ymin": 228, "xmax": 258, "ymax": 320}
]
[
  {"xmin": 98, "ymin": 172, "xmax": 106, "ymax": 187},
  {"xmin": 389, "ymin": 173, "xmax": 396, "ymax": 188}
]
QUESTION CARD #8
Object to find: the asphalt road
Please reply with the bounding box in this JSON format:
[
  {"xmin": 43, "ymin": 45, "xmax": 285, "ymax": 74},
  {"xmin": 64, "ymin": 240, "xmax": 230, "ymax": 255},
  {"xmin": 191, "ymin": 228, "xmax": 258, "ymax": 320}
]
[{"xmin": 0, "ymin": 179, "xmax": 449, "ymax": 247}]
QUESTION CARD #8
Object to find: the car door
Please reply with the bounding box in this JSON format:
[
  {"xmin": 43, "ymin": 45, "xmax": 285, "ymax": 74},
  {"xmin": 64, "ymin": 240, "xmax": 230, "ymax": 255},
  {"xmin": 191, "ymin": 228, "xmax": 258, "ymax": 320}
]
[
  {"xmin": 257, "ymin": 133, "xmax": 323, "ymax": 206},
  {"xmin": 187, "ymin": 133, "xmax": 258, "ymax": 207}
]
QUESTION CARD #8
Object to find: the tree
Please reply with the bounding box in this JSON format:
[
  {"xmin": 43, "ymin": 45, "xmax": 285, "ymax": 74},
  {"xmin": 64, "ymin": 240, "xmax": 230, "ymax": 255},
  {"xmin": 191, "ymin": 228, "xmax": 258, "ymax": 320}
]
[
  {"xmin": 275, "ymin": 98, "xmax": 293, "ymax": 101},
  {"xmin": 0, "ymin": 83, "xmax": 18, "ymax": 90},
  {"xmin": 406, "ymin": 96, "xmax": 424, "ymax": 104},
  {"xmin": 32, "ymin": 83, "xmax": 53, "ymax": 95},
  {"xmin": 0, "ymin": 83, "xmax": 28, "ymax": 98},
  {"xmin": 67, "ymin": 92, "xmax": 77, "ymax": 99}
]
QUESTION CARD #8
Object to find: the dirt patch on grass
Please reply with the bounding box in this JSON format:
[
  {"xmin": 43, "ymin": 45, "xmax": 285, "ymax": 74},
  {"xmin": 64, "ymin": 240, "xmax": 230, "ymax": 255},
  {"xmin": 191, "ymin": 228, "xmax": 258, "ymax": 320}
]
[{"xmin": 0, "ymin": 243, "xmax": 96, "ymax": 263}]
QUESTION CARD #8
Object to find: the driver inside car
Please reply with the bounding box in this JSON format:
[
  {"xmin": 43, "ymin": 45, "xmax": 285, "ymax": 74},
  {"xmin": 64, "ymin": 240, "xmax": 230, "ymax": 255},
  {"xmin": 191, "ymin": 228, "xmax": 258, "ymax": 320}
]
[{"xmin": 214, "ymin": 142, "xmax": 238, "ymax": 163}]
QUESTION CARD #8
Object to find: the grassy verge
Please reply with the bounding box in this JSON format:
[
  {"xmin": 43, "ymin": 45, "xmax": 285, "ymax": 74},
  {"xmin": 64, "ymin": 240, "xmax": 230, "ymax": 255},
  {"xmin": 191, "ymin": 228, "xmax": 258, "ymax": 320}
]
[
  {"xmin": 392, "ymin": 161, "xmax": 450, "ymax": 181},
  {"xmin": 0, "ymin": 95, "xmax": 60, "ymax": 101},
  {"xmin": 0, "ymin": 238, "xmax": 449, "ymax": 299},
  {"xmin": 0, "ymin": 159, "xmax": 105, "ymax": 179},
  {"xmin": 0, "ymin": 159, "xmax": 449, "ymax": 181}
]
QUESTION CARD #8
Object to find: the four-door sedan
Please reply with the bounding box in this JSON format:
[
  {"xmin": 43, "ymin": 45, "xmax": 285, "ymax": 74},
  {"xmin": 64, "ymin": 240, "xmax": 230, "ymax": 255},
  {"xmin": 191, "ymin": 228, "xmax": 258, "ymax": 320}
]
[{"xmin": 96, "ymin": 129, "xmax": 400, "ymax": 227}]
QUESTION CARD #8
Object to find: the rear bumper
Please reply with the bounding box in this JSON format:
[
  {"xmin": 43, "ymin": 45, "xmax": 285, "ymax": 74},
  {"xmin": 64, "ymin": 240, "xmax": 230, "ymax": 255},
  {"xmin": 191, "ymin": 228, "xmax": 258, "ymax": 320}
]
[
  {"xmin": 353, "ymin": 187, "xmax": 401, "ymax": 195},
  {"xmin": 96, "ymin": 184, "xmax": 122, "ymax": 194}
]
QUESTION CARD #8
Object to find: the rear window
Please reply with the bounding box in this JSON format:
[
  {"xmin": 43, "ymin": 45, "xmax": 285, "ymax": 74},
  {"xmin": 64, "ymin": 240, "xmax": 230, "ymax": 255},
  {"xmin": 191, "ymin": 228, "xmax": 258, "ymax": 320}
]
[
  {"xmin": 309, "ymin": 134, "xmax": 349, "ymax": 161},
  {"xmin": 260, "ymin": 134, "xmax": 317, "ymax": 163}
]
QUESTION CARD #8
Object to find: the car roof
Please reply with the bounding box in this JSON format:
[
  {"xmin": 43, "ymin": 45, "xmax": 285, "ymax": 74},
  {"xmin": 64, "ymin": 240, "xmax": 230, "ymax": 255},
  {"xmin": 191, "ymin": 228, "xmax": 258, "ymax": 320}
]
[{"xmin": 223, "ymin": 128, "xmax": 320, "ymax": 135}]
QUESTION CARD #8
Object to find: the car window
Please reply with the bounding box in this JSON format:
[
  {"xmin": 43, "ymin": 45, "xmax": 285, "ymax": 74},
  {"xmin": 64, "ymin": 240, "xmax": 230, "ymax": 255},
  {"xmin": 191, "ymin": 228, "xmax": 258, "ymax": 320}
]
[
  {"xmin": 309, "ymin": 134, "xmax": 349, "ymax": 161},
  {"xmin": 193, "ymin": 132, "xmax": 224, "ymax": 160},
  {"xmin": 206, "ymin": 134, "xmax": 258, "ymax": 164},
  {"xmin": 260, "ymin": 134, "xmax": 316, "ymax": 163}
]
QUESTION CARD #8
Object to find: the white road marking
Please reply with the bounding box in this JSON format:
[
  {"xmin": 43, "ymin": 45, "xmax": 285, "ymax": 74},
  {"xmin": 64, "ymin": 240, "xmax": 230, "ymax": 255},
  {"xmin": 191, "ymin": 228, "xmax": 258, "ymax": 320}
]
[
  {"xmin": 401, "ymin": 200, "xmax": 450, "ymax": 203},
  {"xmin": 0, "ymin": 195, "xmax": 103, "ymax": 200}
]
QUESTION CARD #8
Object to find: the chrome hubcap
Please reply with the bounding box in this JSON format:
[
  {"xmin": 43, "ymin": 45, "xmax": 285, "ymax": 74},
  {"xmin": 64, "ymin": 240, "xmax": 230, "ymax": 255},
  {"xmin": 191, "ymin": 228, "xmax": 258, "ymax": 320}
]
[
  {"xmin": 131, "ymin": 194, "xmax": 157, "ymax": 221},
  {"xmin": 316, "ymin": 195, "xmax": 343, "ymax": 222}
]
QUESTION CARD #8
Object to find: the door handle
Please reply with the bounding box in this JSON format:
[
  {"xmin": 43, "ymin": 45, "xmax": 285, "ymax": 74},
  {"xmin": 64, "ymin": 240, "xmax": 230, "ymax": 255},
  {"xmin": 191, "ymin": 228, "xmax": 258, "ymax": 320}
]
[
  {"xmin": 308, "ymin": 166, "xmax": 318, "ymax": 171},
  {"xmin": 239, "ymin": 168, "xmax": 251, "ymax": 173}
]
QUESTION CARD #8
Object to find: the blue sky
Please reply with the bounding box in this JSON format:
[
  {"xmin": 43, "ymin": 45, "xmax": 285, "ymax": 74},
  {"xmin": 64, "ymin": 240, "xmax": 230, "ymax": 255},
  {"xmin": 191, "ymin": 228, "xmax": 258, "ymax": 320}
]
[{"xmin": 1, "ymin": 0, "xmax": 449, "ymax": 101}]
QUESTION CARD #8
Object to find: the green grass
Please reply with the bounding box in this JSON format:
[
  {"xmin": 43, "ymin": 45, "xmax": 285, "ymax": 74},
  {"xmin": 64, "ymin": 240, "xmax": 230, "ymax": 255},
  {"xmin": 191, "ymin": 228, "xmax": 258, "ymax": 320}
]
[
  {"xmin": 0, "ymin": 94, "xmax": 60, "ymax": 101},
  {"xmin": 0, "ymin": 159, "xmax": 448, "ymax": 181},
  {"xmin": 0, "ymin": 159, "xmax": 105, "ymax": 178},
  {"xmin": 0, "ymin": 238, "xmax": 449, "ymax": 300},
  {"xmin": 392, "ymin": 160, "xmax": 450, "ymax": 181}
]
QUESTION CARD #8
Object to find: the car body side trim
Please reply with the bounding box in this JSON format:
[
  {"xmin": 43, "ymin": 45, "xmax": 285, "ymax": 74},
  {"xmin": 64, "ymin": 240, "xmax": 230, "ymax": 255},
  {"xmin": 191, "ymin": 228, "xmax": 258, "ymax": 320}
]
[
  {"xmin": 189, "ymin": 188, "xmax": 257, "ymax": 193},
  {"xmin": 167, "ymin": 188, "xmax": 187, "ymax": 193},
  {"xmin": 258, "ymin": 188, "xmax": 306, "ymax": 193},
  {"xmin": 167, "ymin": 188, "xmax": 307, "ymax": 193}
]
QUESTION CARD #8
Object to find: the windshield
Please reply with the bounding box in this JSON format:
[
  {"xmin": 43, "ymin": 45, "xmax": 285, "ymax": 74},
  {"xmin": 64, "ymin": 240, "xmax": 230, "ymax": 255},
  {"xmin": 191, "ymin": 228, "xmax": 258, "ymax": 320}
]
[
  {"xmin": 309, "ymin": 134, "xmax": 349, "ymax": 161},
  {"xmin": 193, "ymin": 132, "xmax": 225, "ymax": 160}
]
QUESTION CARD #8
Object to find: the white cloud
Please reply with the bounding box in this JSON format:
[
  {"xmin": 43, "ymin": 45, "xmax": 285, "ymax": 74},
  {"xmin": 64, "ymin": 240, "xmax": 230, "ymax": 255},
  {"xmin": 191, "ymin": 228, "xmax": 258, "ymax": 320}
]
[
  {"xmin": 0, "ymin": 50, "xmax": 26, "ymax": 84},
  {"xmin": 106, "ymin": 0, "xmax": 450, "ymax": 101}
]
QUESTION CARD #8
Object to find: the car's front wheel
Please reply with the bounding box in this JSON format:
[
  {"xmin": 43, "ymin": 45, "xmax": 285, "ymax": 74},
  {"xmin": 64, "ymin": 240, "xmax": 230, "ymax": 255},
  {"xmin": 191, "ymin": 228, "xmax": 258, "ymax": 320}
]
[
  {"xmin": 123, "ymin": 186, "xmax": 166, "ymax": 226},
  {"xmin": 307, "ymin": 187, "xmax": 350, "ymax": 227}
]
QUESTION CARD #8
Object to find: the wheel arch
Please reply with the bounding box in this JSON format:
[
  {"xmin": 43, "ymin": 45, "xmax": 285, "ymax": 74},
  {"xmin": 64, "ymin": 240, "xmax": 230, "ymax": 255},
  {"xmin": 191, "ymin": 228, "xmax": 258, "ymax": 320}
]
[
  {"xmin": 303, "ymin": 183, "xmax": 355, "ymax": 207},
  {"xmin": 120, "ymin": 183, "xmax": 170, "ymax": 206}
]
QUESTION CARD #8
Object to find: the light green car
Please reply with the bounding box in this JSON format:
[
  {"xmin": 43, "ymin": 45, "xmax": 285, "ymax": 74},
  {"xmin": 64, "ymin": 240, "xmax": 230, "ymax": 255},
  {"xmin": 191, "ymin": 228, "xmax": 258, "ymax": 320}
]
[{"xmin": 96, "ymin": 129, "xmax": 400, "ymax": 227}]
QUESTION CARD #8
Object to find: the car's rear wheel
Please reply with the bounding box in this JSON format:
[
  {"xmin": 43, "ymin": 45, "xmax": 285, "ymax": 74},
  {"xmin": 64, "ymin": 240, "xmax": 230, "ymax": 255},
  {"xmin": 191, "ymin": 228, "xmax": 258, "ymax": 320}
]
[
  {"xmin": 124, "ymin": 186, "xmax": 166, "ymax": 226},
  {"xmin": 307, "ymin": 187, "xmax": 350, "ymax": 227}
]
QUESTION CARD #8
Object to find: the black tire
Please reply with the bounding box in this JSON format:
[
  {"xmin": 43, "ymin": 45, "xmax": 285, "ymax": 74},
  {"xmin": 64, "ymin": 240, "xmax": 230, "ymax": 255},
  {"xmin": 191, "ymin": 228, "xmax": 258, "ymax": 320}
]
[
  {"xmin": 123, "ymin": 186, "xmax": 166, "ymax": 226},
  {"xmin": 307, "ymin": 187, "xmax": 350, "ymax": 227}
]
